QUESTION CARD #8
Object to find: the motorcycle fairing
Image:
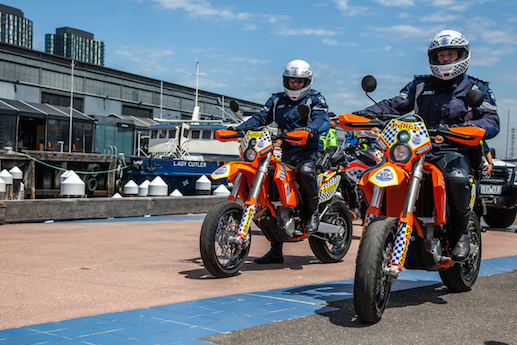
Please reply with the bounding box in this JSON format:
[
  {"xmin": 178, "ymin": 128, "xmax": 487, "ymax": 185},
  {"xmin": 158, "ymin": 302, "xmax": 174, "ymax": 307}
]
[
  {"xmin": 345, "ymin": 160, "xmax": 369, "ymax": 183},
  {"xmin": 378, "ymin": 119, "xmax": 431, "ymax": 170},
  {"xmin": 241, "ymin": 129, "xmax": 274, "ymax": 156},
  {"xmin": 422, "ymin": 163, "xmax": 446, "ymax": 225},
  {"xmin": 318, "ymin": 171, "xmax": 341, "ymax": 203},
  {"xmin": 273, "ymin": 160, "xmax": 299, "ymax": 208}
]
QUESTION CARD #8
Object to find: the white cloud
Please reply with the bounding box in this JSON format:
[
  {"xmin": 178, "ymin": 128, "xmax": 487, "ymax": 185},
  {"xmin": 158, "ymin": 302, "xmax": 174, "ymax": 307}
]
[
  {"xmin": 471, "ymin": 46, "xmax": 516, "ymax": 66},
  {"xmin": 420, "ymin": 11, "xmax": 460, "ymax": 22},
  {"xmin": 426, "ymin": 0, "xmax": 470, "ymax": 11},
  {"xmin": 153, "ymin": 0, "xmax": 250, "ymax": 20},
  {"xmin": 333, "ymin": 0, "xmax": 369, "ymax": 16},
  {"xmin": 323, "ymin": 38, "xmax": 340, "ymax": 46},
  {"xmin": 374, "ymin": 0, "xmax": 415, "ymax": 6},
  {"xmin": 278, "ymin": 27, "xmax": 337, "ymax": 36},
  {"xmin": 229, "ymin": 57, "xmax": 269, "ymax": 65},
  {"xmin": 375, "ymin": 25, "xmax": 441, "ymax": 39},
  {"xmin": 114, "ymin": 45, "xmax": 174, "ymax": 76}
]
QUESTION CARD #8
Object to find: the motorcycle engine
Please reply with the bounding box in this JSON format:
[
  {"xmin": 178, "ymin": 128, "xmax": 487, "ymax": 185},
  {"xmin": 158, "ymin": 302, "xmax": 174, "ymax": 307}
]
[{"xmin": 276, "ymin": 206, "xmax": 296, "ymax": 236}]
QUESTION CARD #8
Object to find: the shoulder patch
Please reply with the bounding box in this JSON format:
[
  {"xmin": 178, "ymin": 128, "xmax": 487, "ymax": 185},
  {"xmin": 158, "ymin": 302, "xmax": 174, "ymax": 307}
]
[
  {"xmin": 413, "ymin": 74, "xmax": 433, "ymax": 81},
  {"xmin": 467, "ymin": 75, "xmax": 489, "ymax": 86},
  {"xmin": 309, "ymin": 89, "xmax": 321, "ymax": 96}
]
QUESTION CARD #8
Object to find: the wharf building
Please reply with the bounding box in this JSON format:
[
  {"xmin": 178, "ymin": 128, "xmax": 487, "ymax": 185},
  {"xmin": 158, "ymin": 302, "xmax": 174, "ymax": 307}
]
[
  {"xmin": 45, "ymin": 27, "xmax": 105, "ymax": 67},
  {"xmin": 0, "ymin": 42, "xmax": 261, "ymax": 198},
  {"xmin": 0, "ymin": 41, "xmax": 261, "ymax": 155},
  {"xmin": 0, "ymin": 4, "xmax": 32, "ymax": 49}
]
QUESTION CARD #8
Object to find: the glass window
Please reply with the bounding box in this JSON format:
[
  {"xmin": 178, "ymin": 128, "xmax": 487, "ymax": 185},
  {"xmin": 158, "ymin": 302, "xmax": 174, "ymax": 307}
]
[
  {"xmin": 159, "ymin": 130, "xmax": 167, "ymax": 138},
  {"xmin": 183, "ymin": 128, "xmax": 189, "ymax": 138},
  {"xmin": 151, "ymin": 130, "xmax": 157, "ymax": 139},
  {"xmin": 191, "ymin": 130, "xmax": 200, "ymax": 139},
  {"xmin": 168, "ymin": 129, "xmax": 176, "ymax": 138},
  {"xmin": 202, "ymin": 130, "xmax": 212, "ymax": 140}
]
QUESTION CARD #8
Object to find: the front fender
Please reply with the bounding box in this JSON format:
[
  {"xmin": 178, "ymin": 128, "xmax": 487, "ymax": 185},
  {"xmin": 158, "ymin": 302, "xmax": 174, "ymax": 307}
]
[
  {"xmin": 211, "ymin": 162, "xmax": 257, "ymax": 182},
  {"xmin": 366, "ymin": 162, "xmax": 408, "ymax": 188}
]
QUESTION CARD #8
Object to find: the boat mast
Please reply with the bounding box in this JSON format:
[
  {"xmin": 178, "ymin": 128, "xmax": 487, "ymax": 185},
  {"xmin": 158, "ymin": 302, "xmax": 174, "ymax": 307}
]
[{"xmin": 190, "ymin": 60, "xmax": 205, "ymax": 122}]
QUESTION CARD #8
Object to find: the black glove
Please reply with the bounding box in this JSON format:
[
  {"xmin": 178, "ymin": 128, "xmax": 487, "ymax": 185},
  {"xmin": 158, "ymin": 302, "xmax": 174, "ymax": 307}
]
[
  {"xmin": 298, "ymin": 127, "xmax": 316, "ymax": 139},
  {"xmin": 352, "ymin": 110, "xmax": 376, "ymax": 118}
]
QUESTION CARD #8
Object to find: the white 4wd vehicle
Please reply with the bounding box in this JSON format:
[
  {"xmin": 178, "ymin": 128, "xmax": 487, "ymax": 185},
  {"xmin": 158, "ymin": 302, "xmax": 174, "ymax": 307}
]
[{"xmin": 479, "ymin": 159, "xmax": 517, "ymax": 228}]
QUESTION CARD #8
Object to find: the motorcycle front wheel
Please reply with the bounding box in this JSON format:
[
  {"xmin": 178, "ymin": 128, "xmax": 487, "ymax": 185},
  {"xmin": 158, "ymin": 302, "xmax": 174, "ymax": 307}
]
[
  {"xmin": 354, "ymin": 216, "xmax": 396, "ymax": 324},
  {"xmin": 200, "ymin": 201, "xmax": 249, "ymax": 278},
  {"xmin": 439, "ymin": 212, "xmax": 482, "ymax": 292},
  {"xmin": 309, "ymin": 200, "xmax": 353, "ymax": 263}
]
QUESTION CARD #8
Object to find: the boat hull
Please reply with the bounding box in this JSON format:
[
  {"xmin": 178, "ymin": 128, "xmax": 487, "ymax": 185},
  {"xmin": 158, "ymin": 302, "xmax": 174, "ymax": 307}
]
[{"xmin": 128, "ymin": 157, "xmax": 229, "ymax": 195}]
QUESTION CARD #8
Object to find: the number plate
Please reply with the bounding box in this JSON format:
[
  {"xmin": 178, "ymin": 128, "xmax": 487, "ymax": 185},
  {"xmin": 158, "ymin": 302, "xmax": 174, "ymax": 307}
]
[{"xmin": 480, "ymin": 185, "xmax": 503, "ymax": 195}]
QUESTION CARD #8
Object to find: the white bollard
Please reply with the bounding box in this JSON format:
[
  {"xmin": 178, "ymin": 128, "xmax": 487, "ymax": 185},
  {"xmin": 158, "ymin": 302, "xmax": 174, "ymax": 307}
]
[
  {"xmin": 213, "ymin": 184, "xmax": 231, "ymax": 196},
  {"xmin": 123, "ymin": 180, "xmax": 138, "ymax": 196},
  {"xmin": 60, "ymin": 171, "xmax": 86, "ymax": 196},
  {"xmin": 138, "ymin": 180, "xmax": 150, "ymax": 197},
  {"xmin": 112, "ymin": 193, "xmax": 123, "ymax": 198},
  {"xmin": 148, "ymin": 176, "xmax": 168, "ymax": 196},
  {"xmin": 170, "ymin": 189, "xmax": 183, "ymax": 197},
  {"xmin": 196, "ymin": 175, "xmax": 211, "ymax": 195}
]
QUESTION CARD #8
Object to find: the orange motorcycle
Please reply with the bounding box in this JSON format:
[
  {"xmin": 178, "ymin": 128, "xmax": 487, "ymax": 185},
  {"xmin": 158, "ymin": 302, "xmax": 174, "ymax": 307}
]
[
  {"xmin": 341, "ymin": 76, "xmax": 485, "ymax": 323},
  {"xmin": 200, "ymin": 103, "xmax": 353, "ymax": 278}
]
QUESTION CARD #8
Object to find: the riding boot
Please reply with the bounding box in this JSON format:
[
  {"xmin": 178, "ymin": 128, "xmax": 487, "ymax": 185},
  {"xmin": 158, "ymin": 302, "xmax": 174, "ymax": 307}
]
[
  {"xmin": 304, "ymin": 196, "xmax": 320, "ymax": 234},
  {"xmin": 451, "ymin": 231, "xmax": 471, "ymax": 262},
  {"xmin": 254, "ymin": 242, "xmax": 284, "ymax": 264}
]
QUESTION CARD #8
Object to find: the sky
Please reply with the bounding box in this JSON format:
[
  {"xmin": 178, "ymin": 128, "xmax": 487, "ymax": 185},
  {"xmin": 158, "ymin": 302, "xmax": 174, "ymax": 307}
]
[{"xmin": 5, "ymin": 0, "xmax": 517, "ymax": 158}]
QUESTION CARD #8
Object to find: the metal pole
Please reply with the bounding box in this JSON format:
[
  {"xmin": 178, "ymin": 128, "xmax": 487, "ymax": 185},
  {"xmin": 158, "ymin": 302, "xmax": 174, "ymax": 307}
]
[
  {"xmin": 69, "ymin": 60, "xmax": 74, "ymax": 153},
  {"xmin": 160, "ymin": 80, "xmax": 163, "ymax": 119},
  {"xmin": 506, "ymin": 110, "xmax": 510, "ymax": 161}
]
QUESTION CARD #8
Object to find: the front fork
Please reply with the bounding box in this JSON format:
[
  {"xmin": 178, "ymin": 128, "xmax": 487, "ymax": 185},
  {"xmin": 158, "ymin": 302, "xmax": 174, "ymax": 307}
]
[
  {"xmin": 365, "ymin": 157, "xmax": 426, "ymax": 278},
  {"xmin": 233, "ymin": 152, "xmax": 273, "ymax": 244}
]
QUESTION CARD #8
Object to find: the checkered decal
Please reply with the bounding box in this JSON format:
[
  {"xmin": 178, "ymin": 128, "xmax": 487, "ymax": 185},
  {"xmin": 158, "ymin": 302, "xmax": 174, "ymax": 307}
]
[
  {"xmin": 242, "ymin": 130, "xmax": 273, "ymax": 155},
  {"xmin": 380, "ymin": 120, "xmax": 429, "ymax": 151},
  {"xmin": 318, "ymin": 175, "xmax": 340, "ymax": 203},
  {"xmin": 391, "ymin": 222, "xmax": 412, "ymax": 267},
  {"xmin": 380, "ymin": 125, "xmax": 399, "ymax": 147}
]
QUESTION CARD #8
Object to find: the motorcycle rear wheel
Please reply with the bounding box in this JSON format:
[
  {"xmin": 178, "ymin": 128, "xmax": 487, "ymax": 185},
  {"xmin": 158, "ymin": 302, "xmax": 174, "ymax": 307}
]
[
  {"xmin": 200, "ymin": 201, "xmax": 249, "ymax": 278},
  {"xmin": 439, "ymin": 212, "xmax": 482, "ymax": 292},
  {"xmin": 309, "ymin": 201, "xmax": 353, "ymax": 263},
  {"xmin": 354, "ymin": 216, "xmax": 396, "ymax": 324}
]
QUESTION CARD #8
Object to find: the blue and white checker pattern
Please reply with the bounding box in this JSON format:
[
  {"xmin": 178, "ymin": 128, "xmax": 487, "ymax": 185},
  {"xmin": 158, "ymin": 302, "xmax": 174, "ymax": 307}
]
[
  {"xmin": 380, "ymin": 122, "xmax": 429, "ymax": 150},
  {"xmin": 380, "ymin": 125, "xmax": 399, "ymax": 147},
  {"xmin": 318, "ymin": 175, "xmax": 340, "ymax": 203},
  {"xmin": 391, "ymin": 222, "xmax": 412, "ymax": 266}
]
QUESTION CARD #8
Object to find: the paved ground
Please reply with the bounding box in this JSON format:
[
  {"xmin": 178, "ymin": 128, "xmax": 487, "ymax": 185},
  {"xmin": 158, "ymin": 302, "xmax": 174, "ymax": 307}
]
[{"xmin": 0, "ymin": 215, "xmax": 516, "ymax": 344}]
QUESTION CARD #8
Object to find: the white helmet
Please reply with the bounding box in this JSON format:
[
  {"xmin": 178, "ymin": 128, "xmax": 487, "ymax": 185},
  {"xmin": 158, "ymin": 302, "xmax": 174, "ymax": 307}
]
[
  {"xmin": 428, "ymin": 30, "xmax": 470, "ymax": 81},
  {"xmin": 283, "ymin": 60, "xmax": 313, "ymax": 101}
]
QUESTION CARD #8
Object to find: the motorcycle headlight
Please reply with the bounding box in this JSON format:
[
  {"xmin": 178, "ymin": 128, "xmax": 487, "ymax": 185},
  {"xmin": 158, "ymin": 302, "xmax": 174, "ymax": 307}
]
[
  {"xmin": 391, "ymin": 143, "xmax": 411, "ymax": 163},
  {"xmin": 244, "ymin": 148, "xmax": 257, "ymax": 162}
]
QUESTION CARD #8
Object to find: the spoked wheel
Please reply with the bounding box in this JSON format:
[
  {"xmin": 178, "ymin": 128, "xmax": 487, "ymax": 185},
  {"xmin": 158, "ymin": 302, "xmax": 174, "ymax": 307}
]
[
  {"xmin": 200, "ymin": 201, "xmax": 249, "ymax": 278},
  {"xmin": 354, "ymin": 216, "xmax": 397, "ymax": 324},
  {"xmin": 309, "ymin": 201, "xmax": 353, "ymax": 263},
  {"xmin": 440, "ymin": 212, "xmax": 482, "ymax": 292}
]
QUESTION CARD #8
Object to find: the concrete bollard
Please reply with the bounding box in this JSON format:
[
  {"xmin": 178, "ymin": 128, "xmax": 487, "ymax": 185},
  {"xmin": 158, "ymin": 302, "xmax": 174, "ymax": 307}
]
[
  {"xmin": 60, "ymin": 171, "xmax": 86, "ymax": 196},
  {"xmin": 9, "ymin": 166, "xmax": 23, "ymax": 200},
  {"xmin": 123, "ymin": 180, "xmax": 138, "ymax": 196},
  {"xmin": 0, "ymin": 169, "xmax": 13, "ymax": 200},
  {"xmin": 213, "ymin": 184, "xmax": 231, "ymax": 196},
  {"xmin": 148, "ymin": 176, "xmax": 168, "ymax": 196},
  {"xmin": 170, "ymin": 189, "xmax": 183, "ymax": 197},
  {"xmin": 196, "ymin": 175, "xmax": 211, "ymax": 195},
  {"xmin": 138, "ymin": 180, "xmax": 150, "ymax": 197}
]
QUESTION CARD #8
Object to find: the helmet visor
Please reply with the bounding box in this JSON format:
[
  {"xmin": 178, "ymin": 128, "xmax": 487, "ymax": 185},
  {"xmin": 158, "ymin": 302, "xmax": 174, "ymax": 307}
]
[
  {"xmin": 429, "ymin": 47, "xmax": 469, "ymax": 65},
  {"xmin": 283, "ymin": 77, "xmax": 311, "ymax": 91}
]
